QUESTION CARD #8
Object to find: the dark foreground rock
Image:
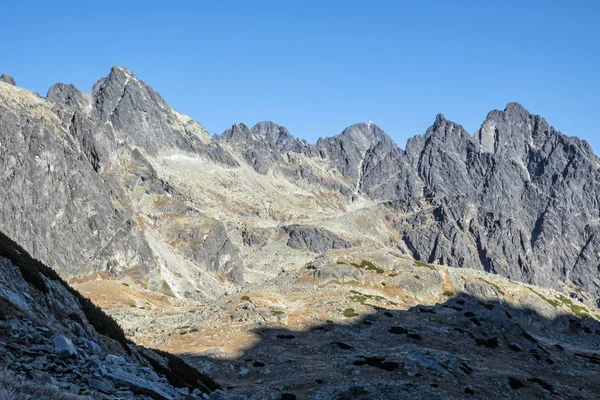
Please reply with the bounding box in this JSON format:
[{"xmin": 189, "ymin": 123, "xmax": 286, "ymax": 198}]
[{"xmin": 0, "ymin": 230, "xmax": 242, "ymax": 400}]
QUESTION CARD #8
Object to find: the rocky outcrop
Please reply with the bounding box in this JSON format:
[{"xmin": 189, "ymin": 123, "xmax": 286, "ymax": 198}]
[
  {"xmin": 283, "ymin": 225, "xmax": 354, "ymax": 253},
  {"xmin": 47, "ymin": 83, "xmax": 90, "ymax": 111},
  {"xmin": 314, "ymin": 122, "xmax": 398, "ymax": 185},
  {"xmin": 217, "ymin": 121, "xmax": 309, "ymax": 174},
  {"xmin": 0, "ymin": 73, "xmax": 16, "ymax": 86},
  {"xmin": 0, "ymin": 73, "xmax": 244, "ymax": 296}
]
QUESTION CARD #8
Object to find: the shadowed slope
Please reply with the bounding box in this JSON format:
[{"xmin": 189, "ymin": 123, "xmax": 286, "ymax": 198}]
[{"xmin": 183, "ymin": 294, "xmax": 600, "ymax": 399}]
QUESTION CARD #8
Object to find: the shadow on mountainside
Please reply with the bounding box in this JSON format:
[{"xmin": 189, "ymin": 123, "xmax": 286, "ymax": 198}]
[{"xmin": 183, "ymin": 295, "xmax": 600, "ymax": 400}]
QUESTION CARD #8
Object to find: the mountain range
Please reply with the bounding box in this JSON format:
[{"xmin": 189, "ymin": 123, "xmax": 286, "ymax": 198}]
[
  {"xmin": 2, "ymin": 66, "xmax": 599, "ymax": 301},
  {"xmin": 1, "ymin": 67, "xmax": 599, "ymax": 399}
]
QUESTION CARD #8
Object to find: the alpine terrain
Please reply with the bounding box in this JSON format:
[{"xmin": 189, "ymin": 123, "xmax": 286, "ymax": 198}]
[{"xmin": 0, "ymin": 68, "xmax": 599, "ymax": 399}]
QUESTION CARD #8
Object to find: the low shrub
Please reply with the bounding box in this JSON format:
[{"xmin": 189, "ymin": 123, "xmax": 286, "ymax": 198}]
[
  {"xmin": 144, "ymin": 348, "xmax": 220, "ymax": 393},
  {"xmin": 0, "ymin": 231, "xmax": 129, "ymax": 350}
]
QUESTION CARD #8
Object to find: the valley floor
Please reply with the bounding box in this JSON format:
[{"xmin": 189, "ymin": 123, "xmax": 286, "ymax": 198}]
[{"xmin": 75, "ymin": 249, "xmax": 600, "ymax": 399}]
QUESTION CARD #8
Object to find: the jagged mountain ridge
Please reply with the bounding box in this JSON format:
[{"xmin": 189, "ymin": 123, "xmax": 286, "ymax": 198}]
[
  {"xmin": 216, "ymin": 95, "xmax": 600, "ymax": 299},
  {"xmin": 1, "ymin": 66, "xmax": 599, "ymax": 305}
]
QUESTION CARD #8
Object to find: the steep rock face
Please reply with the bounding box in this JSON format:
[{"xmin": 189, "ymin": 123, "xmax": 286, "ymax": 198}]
[
  {"xmin": 218, "ymin": 121, "xmax": 309, "ymax": 174},
  {"xmin": 391, "ymin": 104, "xmax": 600, "ymax": 296},
  {"xmin": 91, "ymin": 66, "xmax": 203, "ymax": 154},
  {"xmin": 314, "ymin": 122, "xmax": 397, "ymax": 187},
  {"xmin": 0, "ymin": 81, "xmax": 156, "ymax": 279},
  {"xmin": 90, "ymin": 66, "xmax": 237, "ymax": 167},
  {"xmin": 1, "ymin": 74, "xmax": 244, "ymax": 298},
  {"xmin": 359, "ymin": 141, "xmax": 420, "ymax": 205}
]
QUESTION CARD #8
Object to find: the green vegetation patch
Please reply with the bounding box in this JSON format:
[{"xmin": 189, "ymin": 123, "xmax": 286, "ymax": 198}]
[
  {"xmin": 271, "ymin": 310, "xmax": 285, "ymax": 316},
  {"xmin": 556, "ymin": 295, "xmax": 591, "ymax": 318},
  {"xmin": 574, "ymin": 288, "xmax": 589, "ymax": 300},
  {"xmin": 443, "ymin": 290, "xmax": 455, "ymax": 297},
  {"xmin": 241, "ymin": 295, "xmax": 251, "ymax": 302},
  {"xmin": 528, "ymin": 288, "xmax": 592, "ymax": 318},
  {"xmin": 343, "ymin": 308, "xmax": 359, "ymax": 318},
  {"xmin": 351, "ymin": 260, "xmax": 384, "ymax": 274},
  {"xmin": 528, "ymin": 288, "xmax": 561, "ymax": 308},
  {"xmin": 349, "ymin": 290, "xmax": 397, "ymax": 306},
  {"xmin": 413, "ymin": 260, "xmax": 436, "ymax": 270},
  {"xmin": 480, "ymin": 278, "xmax": 505, "ymax": 296}
]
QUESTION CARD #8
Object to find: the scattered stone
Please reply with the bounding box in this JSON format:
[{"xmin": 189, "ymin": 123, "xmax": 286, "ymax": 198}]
[
  {"xmin": 508, "ymin": 377, "xmax": 525, "ymax": 389},
  {"xmin": 332, "ymin": 341, "xmax": 353, "ymax": 350},
  {"xmin": 89, "ymin": 378, "xmax": 115, "ymax": 394},
  {"xmin": 52, "ymin": 334, "xmax": 77, "ymax": 359},
  {"xmin": 276, "ymin": 334, "xmax": 295, "ymax": 340},
  {"xmin": 388, "ymin": 326, "xmax": 409, "ymax": 335},
  {"xmin": 527, "ymin": 377, "xmax": 554, "ymax": 392}
]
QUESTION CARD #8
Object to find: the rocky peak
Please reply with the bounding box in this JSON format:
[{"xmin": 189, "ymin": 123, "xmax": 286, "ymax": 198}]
[
  {"xmin": 427, "ymin": 114, "xmax": 471, "ymax": 142},
  {"xmin": 332, "ymin": 121, "xmax": 396, "ymax": 152},
  {"xmin": 0, "ymin": 73, "xmax": 16, "ymax": 86},
  {"xmin": 432, "ymin": 113, "xmax": 447, "ymax": 129},
  {"xmin": 251, "ymin": 121, "xmax": 290, "ymax": 146},
  {"xmin": 312, "ymin": 122, "xmax": 399, "ymax": 184},
  {"xmin": 220, "ymin": 123, "xmax": 253, "ymax": 143},
  {"xmin": 250, "ymin": 121, "xmax": 288, "ymax": 137},
  {"xmin": 46, "ymin": 83, "xmax": 90, "ymax": 111},
  {"xmin": 91, "ymin": 66, "xmax": 212, "ymax": 155},
  {"xmin": 405, "ymin": 114, "xmax": 472, "ymax": 162},
  {"xmin": 476, "ymin": 102, "xmax": 542, "ymax": 156},
  {"xmin": 251, "ymin": 121, "xmax": 308, "ymax": 153}
]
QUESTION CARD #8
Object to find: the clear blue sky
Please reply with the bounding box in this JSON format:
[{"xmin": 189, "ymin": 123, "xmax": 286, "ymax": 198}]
[{"xmin": 2, "ymin": 0, "xmax": 599, "ymax": 150}]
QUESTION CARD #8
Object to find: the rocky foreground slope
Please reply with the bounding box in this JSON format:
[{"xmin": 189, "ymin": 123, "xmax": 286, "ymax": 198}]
[{"xmin": 0, "ymin": 230, "xmax": 238, "ymax": 399}]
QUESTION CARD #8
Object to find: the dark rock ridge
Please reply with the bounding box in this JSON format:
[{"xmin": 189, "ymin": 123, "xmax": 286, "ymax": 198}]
[
  {"xmin": 47, "ymin": 83, "xmax": 89, "ymax": 110},
  {"xmin": 218, "ymin": 122, "xmax": 309, "ymax": 174},
  {"xmin": 0, "ymin": 230, "xmax": 236, "ymax": 399},
  {"xmin": 390, "ymin": 104, "xmax": 600, "ymax": 298},
  {"xmin": 91, "ymin": 66, "xmax": 237, "ymax": 166}
]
